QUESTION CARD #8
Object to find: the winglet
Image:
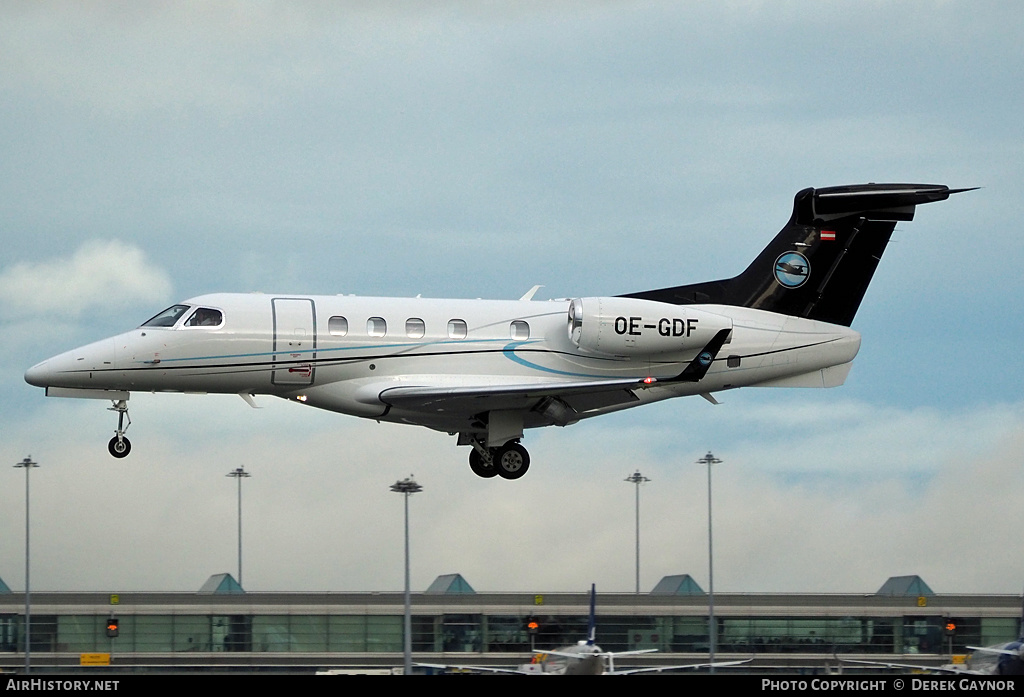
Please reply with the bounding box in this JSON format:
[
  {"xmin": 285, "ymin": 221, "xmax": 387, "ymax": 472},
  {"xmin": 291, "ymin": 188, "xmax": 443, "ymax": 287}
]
[{"xmin": 669, "ymin": 328, "xmax": 733, "ymax": 382}]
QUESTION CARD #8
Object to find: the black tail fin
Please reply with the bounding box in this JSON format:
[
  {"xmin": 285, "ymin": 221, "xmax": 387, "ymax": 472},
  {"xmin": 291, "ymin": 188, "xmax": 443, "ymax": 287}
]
[{"xmin": 623, "ymin": 183, "xmax": 972, "ymax": 326}]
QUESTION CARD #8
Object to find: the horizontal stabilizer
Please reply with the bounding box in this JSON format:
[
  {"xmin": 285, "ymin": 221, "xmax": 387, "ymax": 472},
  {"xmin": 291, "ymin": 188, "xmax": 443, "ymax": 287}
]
[{"xmin": 807, "ymin": 184, "xmax": 976, "ymax": 222}]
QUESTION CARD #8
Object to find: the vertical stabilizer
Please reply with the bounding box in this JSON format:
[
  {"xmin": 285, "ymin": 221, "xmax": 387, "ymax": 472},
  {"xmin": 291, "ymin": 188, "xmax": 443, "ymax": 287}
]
[
  {"xmin": 623, "ymin": 184, "xmax": 972, "ymax": 326},
  {"xmin": 587, "ymin": 583, "xmax": 597, "ymax": 645}
]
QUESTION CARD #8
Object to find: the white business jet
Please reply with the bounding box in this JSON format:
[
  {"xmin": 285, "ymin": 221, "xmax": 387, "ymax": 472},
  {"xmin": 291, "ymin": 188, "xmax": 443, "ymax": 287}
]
[{"xmin": 25, "ymin": 183, "xmax": 968, "ymax": 480}]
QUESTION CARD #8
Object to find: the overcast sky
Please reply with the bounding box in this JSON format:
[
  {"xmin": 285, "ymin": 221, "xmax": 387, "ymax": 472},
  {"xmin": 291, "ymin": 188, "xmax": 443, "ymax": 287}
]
[{"xmin": 1, "ymin": 1, "xmax": 1022, "ymax": 596}]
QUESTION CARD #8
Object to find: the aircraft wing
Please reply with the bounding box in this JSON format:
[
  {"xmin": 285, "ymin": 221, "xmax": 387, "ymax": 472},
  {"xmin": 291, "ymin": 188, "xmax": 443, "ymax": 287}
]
[
  {"xmin": 375, "ymin": 328, "xmax": 733, "ymax": 430},
  {"xmin": 839, "ymin": 658, "xmax": 981, "ymax": 675},
  {"xmin": 610, "ymin": 658, "xmax": 752, "ymax": 675},
  {"xmin": 379, "ymin": 376, "xmax": 649, "ymax": 416},
  {"xmin": 530, "ymin": 648, "xmax": 658, "ymax": 661},
  {"xmin": 416, "ymin": 661, "xmax": 537, "ymax": 675},
  {"xmin": 372, "ymin": 374, "xmax": 671, "ymax": 434},
  {"xmin": 967, "ymin": 644, "xmax": 1022, "ymax": 657}
]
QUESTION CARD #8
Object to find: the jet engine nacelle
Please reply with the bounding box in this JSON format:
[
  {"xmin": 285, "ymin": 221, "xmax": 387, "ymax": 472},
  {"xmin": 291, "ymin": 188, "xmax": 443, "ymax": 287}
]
[{"xmin": 567, "ymin": 297, "xmax": 732, "ymax": 356}]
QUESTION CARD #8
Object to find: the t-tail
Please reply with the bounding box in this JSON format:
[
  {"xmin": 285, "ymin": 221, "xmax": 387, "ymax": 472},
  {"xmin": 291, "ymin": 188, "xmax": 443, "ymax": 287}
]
[{"xmin": 623, "ymin": 183, "xmax": 974, "ymax": 326}]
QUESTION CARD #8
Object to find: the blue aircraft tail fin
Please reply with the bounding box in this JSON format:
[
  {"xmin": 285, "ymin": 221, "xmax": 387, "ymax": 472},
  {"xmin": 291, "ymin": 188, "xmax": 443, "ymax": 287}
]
[{"xmin": 587, "ymin": 583, "xmax": 596, "ymax": 646}]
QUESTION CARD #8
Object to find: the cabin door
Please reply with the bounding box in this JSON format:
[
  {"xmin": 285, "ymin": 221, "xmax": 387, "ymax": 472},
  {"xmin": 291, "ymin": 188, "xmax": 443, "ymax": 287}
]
[{"xmin": 272, "ymin": 298, "xmax": 316, "ymax": 386}]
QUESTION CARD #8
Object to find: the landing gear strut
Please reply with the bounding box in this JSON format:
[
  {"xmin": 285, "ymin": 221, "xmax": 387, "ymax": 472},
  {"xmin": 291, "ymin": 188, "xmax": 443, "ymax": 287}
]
[
  {"xmin": 107, "ymin": 400, "xmax": 131, "ymax": 458},
  {"xmin": 467, "ymin": 439, "xmax": 530, "ymax": 480},
  {"xmin": 468, "ymin": 447, "xmax": 497, "ymax": 478}
]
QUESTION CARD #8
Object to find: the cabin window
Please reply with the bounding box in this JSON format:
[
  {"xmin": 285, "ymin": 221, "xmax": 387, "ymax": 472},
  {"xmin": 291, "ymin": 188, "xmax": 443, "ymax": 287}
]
[
  {"xmin": 142, "ymin": 304, "xmax": 190, "ymax": 328},
  {"xmin": 406, "ymin": 318, "xmax": 425, "ymax": 339},
  {"xmin": 510, "ymin": 320, "xmax": 530, "ymax": 340},
  {"xmin": 367, "ymin": 317, "xmax": 387, "ymax": 337},
  {"xmin": 447, "ymin": 319, "xmax": 467, "ymax": 339},
  {"xmin": 328, "ymin": 316, "xmax": 349, "ymax": 336},
  {"xmin": 184, "ymin": 308, "xmax": 223, "ymax": 328}
]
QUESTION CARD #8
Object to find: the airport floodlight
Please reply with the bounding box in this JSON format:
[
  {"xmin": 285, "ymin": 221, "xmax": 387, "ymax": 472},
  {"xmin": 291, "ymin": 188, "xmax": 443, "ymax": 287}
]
[
  {"xmin": 624, "ymin": 470, "xmax": 650, "ymax": 594},
  {"xmin": 390, "ymin": 476, "xmax": 423, "ymax": 495},
  {"xmin": 14, "ymin": 456, "xmax": 39, "ymax": 673},
  {"xmin": 391, "ymin": 475, "xmax": 422, "ymax": 675},
  {"xmin": 226, "ymin": 466, "xmax": 251, "ymax": 588},
  {"xmin": 696, "ymin": 451, "xmax": 722, "ymax": 673}
]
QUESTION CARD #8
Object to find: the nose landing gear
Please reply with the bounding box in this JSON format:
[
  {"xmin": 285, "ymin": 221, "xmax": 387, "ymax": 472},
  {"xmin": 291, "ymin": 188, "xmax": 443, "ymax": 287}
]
[{"xmin": 107, "ymin": 400, "xmax": 131, "ymax": 458}]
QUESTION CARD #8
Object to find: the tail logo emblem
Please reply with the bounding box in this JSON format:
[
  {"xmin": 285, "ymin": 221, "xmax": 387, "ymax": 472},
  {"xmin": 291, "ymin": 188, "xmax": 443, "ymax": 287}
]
[{"xmin": 774, "ymin": 252, "xmax": 810, "ymax": 288}]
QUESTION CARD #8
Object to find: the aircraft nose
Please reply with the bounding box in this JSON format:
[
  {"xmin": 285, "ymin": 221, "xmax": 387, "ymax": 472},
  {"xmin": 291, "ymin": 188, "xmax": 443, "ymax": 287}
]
[
  {"xmin": 24, "ymin": 336, "xmax": 120, "ymax": 389},
  {"xmin": 25, "ymin": 359, "xmax": 52, "ymax": 387}
]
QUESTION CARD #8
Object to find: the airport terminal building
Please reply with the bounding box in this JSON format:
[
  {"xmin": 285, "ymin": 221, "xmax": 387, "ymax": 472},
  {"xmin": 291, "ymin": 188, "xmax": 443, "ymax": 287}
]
[{"xmin": 1, "ymin": 574, "xmax": 1020, "ymax": 673}]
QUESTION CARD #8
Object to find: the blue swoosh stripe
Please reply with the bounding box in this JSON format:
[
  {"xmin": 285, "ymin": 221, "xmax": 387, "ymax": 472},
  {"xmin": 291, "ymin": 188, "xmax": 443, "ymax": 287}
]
[{"xmin": 502, "ymin": 341, "xmax": 610, "ymax": 379}]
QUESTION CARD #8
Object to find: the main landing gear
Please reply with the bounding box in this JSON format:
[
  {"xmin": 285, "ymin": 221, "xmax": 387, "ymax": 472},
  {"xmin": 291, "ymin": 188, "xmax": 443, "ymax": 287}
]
[
  {"xmin": 468, "ymin": 439, "xmax": 530, "ymax": 480},
  {"xmin": 107, "ymin": 399, "xmax": 131, "ymax": 458}
]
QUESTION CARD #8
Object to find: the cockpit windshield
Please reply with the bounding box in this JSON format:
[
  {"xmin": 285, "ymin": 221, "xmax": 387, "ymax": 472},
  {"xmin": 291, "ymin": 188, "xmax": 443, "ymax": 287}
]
[{"xmin": 142, "ymin": 304, "xmax": 191, "ymax": 328}]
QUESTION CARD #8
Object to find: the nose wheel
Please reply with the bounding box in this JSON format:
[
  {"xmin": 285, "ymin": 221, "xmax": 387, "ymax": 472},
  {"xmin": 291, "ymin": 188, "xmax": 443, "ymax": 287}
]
[
  {"xmin": 107, "ymin": 400, "xmax": 132, "ymax": 459},
  {"xmin": 108, "ymin": 436, "xmax": 131, "ymax": 458}
]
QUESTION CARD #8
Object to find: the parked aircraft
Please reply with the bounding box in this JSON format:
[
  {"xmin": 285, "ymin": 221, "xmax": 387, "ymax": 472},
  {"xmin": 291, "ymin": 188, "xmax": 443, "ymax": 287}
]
[
  {"xmin": 420, "ymin": 584, "xmax": 747, "ymax": 675},
  {"xmin": 968, "ymin": 596, "xmax": 1024, "ymax": 676},
  {"xmin": 843, "ymin": 595, "xmax": 1024, "ymax": 675},
  {"xmin": 843, "ymin": 639, "xmax": 1023, "ymax": 676},
  {"xmin": 25, "ymin": 183, "xmax": 969, "ymax": 479},
  {"xmin": 967, "ymin": 639, "xmax": 1024, "ymax": 675}
]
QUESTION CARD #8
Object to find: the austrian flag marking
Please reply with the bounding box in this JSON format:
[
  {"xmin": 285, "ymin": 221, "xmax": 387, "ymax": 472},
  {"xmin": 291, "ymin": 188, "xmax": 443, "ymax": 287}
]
[{"xmin": 820, "ymin": 230, "xmax": 837, "ymax": 241}]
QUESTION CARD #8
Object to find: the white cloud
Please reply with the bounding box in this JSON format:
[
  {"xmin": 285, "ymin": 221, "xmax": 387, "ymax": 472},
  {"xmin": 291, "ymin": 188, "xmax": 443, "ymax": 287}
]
[{"xmin": 0, "ymin": 240, "xmax": 172, "ymax": 320}]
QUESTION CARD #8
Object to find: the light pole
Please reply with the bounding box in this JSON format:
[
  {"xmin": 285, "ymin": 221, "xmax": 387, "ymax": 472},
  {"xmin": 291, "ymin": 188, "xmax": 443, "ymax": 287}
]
[
  {"xmin": 390, "ymin": 475, "xmax": 422, "ymax": 675},
  {"xmin": 624, "ymin": 470, "xmax": 650, "ymax": 594},
  {"xmin": 696, "ymin": 451, "xmax": 721, "ymax": 673},
  {"xmin": 225, "ymin": 466, "xmax": 250, "ymax": 588},
  {"xmin": 14, "ymin": 456, "xmax": 38, "ymax": 674}
]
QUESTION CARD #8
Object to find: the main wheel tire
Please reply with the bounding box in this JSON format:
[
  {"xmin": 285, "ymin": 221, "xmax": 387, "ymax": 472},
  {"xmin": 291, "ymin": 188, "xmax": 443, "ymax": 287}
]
[
  {"xmin": 495, "ymin": 443, "xmax": 530, "ymax": 480},
  {"xmin": 469, "ymin": 448, "xmax": 498, "ymax": 478},
  {"xmin": 108, "ymin": 436, "xmax": 131, "ymax": 458}
]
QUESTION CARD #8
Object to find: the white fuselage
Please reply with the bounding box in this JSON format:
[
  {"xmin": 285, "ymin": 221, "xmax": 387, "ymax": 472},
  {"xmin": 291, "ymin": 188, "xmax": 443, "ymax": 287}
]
[{"xmin": 26, "ymin": 291, "xmax": 861, "ymax": 434}]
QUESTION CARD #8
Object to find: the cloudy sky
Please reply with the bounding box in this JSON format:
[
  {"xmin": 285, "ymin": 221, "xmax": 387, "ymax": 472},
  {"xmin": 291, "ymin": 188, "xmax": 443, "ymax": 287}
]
[{"xmin": 1, "ymin": 1, "xmax": 1022, "ymax": 596}]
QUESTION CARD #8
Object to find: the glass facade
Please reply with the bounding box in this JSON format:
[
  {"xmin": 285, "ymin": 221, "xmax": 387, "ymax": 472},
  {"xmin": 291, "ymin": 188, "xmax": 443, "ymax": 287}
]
[
  {"xmin": 1, "ymin": 595, "xmax": 1020, "ymax": 667},
  {"xmin": 1, "ymin": 611, "xmax": 1019, "ymax": 657}
]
